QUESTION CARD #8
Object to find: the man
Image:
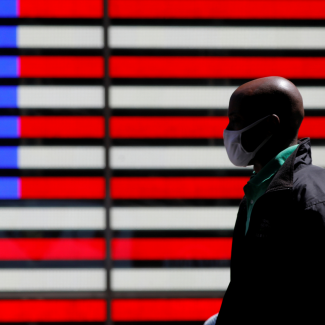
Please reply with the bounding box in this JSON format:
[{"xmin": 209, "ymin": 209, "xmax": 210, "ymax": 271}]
[{"xmin": 205, "ymin": 76, "xmax": 325, "ymax": 325}]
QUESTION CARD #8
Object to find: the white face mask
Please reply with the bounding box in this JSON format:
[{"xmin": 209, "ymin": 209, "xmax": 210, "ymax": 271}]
[{"xmin": 223, "ymin": 115, "xmax": 272, "ymax": 167}]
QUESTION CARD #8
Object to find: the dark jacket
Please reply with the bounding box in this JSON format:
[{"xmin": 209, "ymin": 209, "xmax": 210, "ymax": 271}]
[{"xmin": 217, "ymin": 138, "xmax": 325, "ymax": 325}]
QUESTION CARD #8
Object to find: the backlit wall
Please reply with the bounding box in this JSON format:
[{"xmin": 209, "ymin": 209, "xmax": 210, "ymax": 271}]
[{"xmin": 1, "ymin": 0, "xmax": 325, "ymax": 324}]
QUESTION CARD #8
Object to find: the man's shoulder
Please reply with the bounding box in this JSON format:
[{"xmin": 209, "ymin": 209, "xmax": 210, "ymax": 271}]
[
  {"xmin": 293, "ymin": 164, "xmax": 325, "ymax": 208},
  {"xmin": 294, "ymin": 163, "xmax": 325, "ymax": 183}
]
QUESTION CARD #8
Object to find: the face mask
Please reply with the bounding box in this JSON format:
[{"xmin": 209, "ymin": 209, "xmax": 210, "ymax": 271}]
[{"xmin": 223, "ymin": 115, "xmax": 272, "ymax": 167}]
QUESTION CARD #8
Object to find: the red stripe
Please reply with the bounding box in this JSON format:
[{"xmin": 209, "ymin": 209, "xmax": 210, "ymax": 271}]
[
  {"xmin": 112, "ymin": 238, "xmax": 232, "ymax": 260},
  {"xmin": 110, "ymin": 117, "xmax": 228, "ymax": 138},
  {"xmin": 110, "ymin": 117, "xmax": 325, "ymax": 139},
  {"xmin": 112, "ymin": 298, "xmax": 222, "ymax": 321},
  {"xmin": 20, "ymin": 57, "xmax": 104, "ymax": 78},
  {"xmin": 19, "ymin": 117, "xmax": 321, "ymax": 140},
  {"xmin": 299, "ymin": 117, "xmax": 325, "ymax": 138},
  {"xmin": 20, "ymin": 117, "xmax": 104, "ymax": 138},
  {"xmin": 21, "ymin": 177, "xmax": 105, "ymax": 199},
  {"xmin": 111, "ymin": 177, "xmax": 247, "ymax": 199},
  {"xmin": 20, "ymin": 0, "xmax": 103, "ymax": 18},
  {"xmin": 0, "ymin": 239, "xmax": 105, "ymax": 260},
  {"xmin": 110, "ymin": 57, "xmax": 325, "ymax": 79},
  {"xmin": 109, "ymin": 0, "xmax": 325, "ymax": 19},
  {"xmin": 0, "ymin": 300, "xmax": 106, "ymax": 322}
]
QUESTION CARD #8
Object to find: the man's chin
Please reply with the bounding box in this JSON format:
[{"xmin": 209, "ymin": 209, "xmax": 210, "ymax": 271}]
[{"xmin": 246, "ymin": 159, "xmax": 255, "ymax": 166}]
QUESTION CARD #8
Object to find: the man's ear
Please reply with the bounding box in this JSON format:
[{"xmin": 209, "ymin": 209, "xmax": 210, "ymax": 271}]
[{"xmin": 267, "ymin": 114, "xmax": 280, "ymax": 135}]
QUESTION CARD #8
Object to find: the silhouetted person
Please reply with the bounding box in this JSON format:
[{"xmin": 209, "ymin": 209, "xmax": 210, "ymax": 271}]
[{"xmin": 205, "ymin": 76, "xmax": 325, "ymax": 325}]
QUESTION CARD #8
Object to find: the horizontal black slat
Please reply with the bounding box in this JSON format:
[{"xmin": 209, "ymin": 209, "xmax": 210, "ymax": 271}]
[
  {"xmin": 0, "ymin": 170, "xmax": 105, "ymax": 177},
  {"xmin": 0, "ymin": 79, "xmax": 103, "ymax": 86},
  {"xmin": 0, "ymin": 230, "xmax": 104, "ymax": 238},
  {"xmin": 112, "ymin": 291, "xmax": 225, "ymax": 299},
  {"xmin": 112, "ymin": 139, "xmax": 225, "ymax": 146},
  {"xmin": 0, "ymin": 200, "xmax": 104, "ymax": 207},
  {"xmin": 1, "ymin": 78, "xmax": 320, "ymax": 87},
  {"xmin": 112, "ymin": 199, "xmax": 242, "ymax": 207},
  {"xmin": 112, "ymin": 230, "xmax": 233, "ymax": 238},
  {"xmin": 0, "ymin": 109, "xmax": 104, "ymax": 116},
  {"xmin": 113, "ymin": 260, "xmax": 230, "ymax": 268},
  {"xmin": 0, "ymin": 292, "xmax": 106, "ymax": 299},
  {"xmin": 111, "ymin": 18, "xmax": 325, "ymax": 27},
  {"xmin": 112, "ymin": 109, "xmax": 228, "ymax": 117},
  {"xmin": 0, "ymin": 139, "xmax": 104, "ymax": 146},
  {"xmin": 0, "ymin": 49, "xmax": 102, "ymax": 56},
  {"xmin": 112, "ymin": 169, "xmax": 252, "ymax": 177},
  {"xmin": 0, "ymin": 18, "xmax": 103, "ymax": 25},
  {"xmin": 0, "ymin": 108, "xmax": 321, "ymax": 118},
  {"xmin": 111, "ymin": 78, "xmax": 325, "ymax": 86},
  {"xmin": 0, "ymin": 261, "xmax": 105, "ymax": 268},
  {"xmin": 0, "ymin": 138, "xmax": 310, "ymax": 147},
  {"xmin": 111, "ymin": 48, "xmax": 325, "ymax": 57},
  {"xmin": 112, "ymin": 108, "xmax": 325, "ymax": 117}
]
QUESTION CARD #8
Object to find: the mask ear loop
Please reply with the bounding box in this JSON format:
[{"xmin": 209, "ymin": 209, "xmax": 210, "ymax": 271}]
[
  {"xmin": 239, "ymin": 115, "xmax": 273, "ymax": 154},
  {"xmin": 240, "ymin": 133, "xmax": 273, "ymax": 155},
  {"xmin": 225, "ymin": 114, "xmax": 272, "ymax": 135}
]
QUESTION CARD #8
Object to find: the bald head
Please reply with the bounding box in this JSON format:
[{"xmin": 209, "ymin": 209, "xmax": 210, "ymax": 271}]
[
  {"xmin": 229, "ymin": 76, "xmax": 304, "ymax": 142},
  {"xmin": 226, "ymin": 77, "xmax": 305, "ymax": 170}
]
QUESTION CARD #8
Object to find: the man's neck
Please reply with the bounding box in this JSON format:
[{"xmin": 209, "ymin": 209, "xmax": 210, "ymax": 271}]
[
  {"xmin": 253, "ymin": 161, "xmax": 265, "ymax": 174},
  {"xmin": 253, "ymin": 139, "xmax": 298, "ymax": 173}
]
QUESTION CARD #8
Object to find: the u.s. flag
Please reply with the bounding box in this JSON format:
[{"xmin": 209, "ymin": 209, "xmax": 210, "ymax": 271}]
[{"xmin": 0, "ymin": 0, "xmax": 325, "ymax": 324}]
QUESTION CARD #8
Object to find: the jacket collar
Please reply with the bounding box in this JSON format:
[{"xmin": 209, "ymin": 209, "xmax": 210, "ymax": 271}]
[{"xmin": 266, "ymin": 138, "xmax": 311, "ymax": 193}]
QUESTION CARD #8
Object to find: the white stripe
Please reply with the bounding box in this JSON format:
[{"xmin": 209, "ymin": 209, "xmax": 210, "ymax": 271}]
[
  {"xmin": 110, "ymin": 26, "xmax": 325, "ymax": 49},
  {"xmin": 110, "ymin": 86, "xmax": 325, "ymax": 109},
  {"xmin": 110, "ymin": 147, "xmax": 240, "ymax": 169},
  {"xmin": 110, "ymin": 86, "xmax": 234, "ymax": 109},
  {"xmin": 309, "ymin": 147, "xmax": 325, "ymax": 167},
  {"xmin": 18, "ymin": 26, "xmax": 103, "ymax": 48},
  {"xmin": 111, "ymin": 268, "xmax": 230, "ymax": 291},
  {"xmin": 17, "ymin": 85, "xmax": 324, "ymax": 110},
  {"xmin": 19, "ymin": 147, "xmax": 105, "ymax": 169},
  {"xmin": 111, "ymin": 146, "xmax": 325, "ymax": 170},
  {"xmin": 18, "ymin": 86, "xmax": 104, "ymax": 109},
  {"xmin": 17, "ymin": 146, "xmax": 325, "ymax": 171},
  {"xmin": 110, "ymin": 207, "xmax": 237, "ymax": 230},
  {"xmin": 0, "ymin": 269, "xmax": 106, "ymax": 292},
  {"xmin": 0, "ymin": 207, "xmax": 105, "ymax": 230},
  {"xmin": 298, "ymin": 88, "xmax": 325, "ymax": 109}
]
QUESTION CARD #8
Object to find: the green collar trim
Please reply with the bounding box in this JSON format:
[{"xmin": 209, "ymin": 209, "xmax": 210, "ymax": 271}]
[
  {"xmin": 243, "ymin": 144, "xmax": 299, "ymax": 235},
  {"xmin": 248, "ymin": 144, "xmax": 299, "ymax": 188}
]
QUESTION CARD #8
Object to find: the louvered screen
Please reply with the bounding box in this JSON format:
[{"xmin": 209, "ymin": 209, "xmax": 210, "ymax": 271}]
[{"xmin": 0, "ymin": 0, "xmax": 324, "ymax": 324}]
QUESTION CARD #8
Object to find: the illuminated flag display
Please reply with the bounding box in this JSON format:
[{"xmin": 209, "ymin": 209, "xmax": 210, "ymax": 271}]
[
  {"xmin": 0, "ymin": 0, "xmax": 103, "ymax": 18},
  {"xmin": 110, "ymin": 56, "xmax": 325, "ymax": 79},
  {"xmin": 0, "ymin": 1, "xmax": 107, "ymax": 323},
  {"xmin": 0, "ymin": 116, "xmax": 104, "ymax": 138},
  {"xmin": 0, "ymin": 26, "xmax": 103, "ymax": 48},
  {"xmin": 0, "ymin": 177, "xmax": 105, "ymax": 199},
  {"xmin": 0, "ymin": 56, "xmax": 103, "ymax": 78},
  {"xmin": 109, "ymin": 0, "xmax": 325, "ymax": 19},
  {"xmin": 1, "ymin": 0, "xmax": 325, "ymax": 324},
  {"xmin": 107, "ymin": 0, "xmax": 325, "ymax": 323},
  {"xmin": 0, "ymin": 299, "xmax": 107, "ymax": 322},
  {"xmin": 112, "ymin": 298, "xmax": 223, "ymax": 322}
]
